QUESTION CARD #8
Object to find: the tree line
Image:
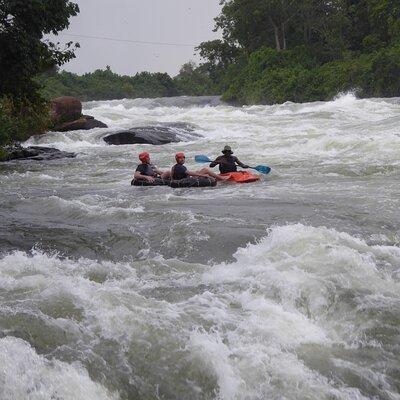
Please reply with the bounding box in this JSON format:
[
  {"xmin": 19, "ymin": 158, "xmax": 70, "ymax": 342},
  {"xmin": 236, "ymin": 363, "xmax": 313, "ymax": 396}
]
[
  {"xmin": 38, "ymin": 0, "xmax": 400, "ymax": 105},
  {"xmin": 37, "ymin": 62, "xmax": 218, "ymax": 101},
  {"xmin": 194, "ymin": 0, "xmax": 400, "ymax": 103}
]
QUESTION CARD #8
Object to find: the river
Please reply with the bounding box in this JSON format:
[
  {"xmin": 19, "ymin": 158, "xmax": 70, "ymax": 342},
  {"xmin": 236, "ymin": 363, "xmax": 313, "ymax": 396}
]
[{"xmin": 0, "ymin": 94, "xmax": 399, "ymax": 399}]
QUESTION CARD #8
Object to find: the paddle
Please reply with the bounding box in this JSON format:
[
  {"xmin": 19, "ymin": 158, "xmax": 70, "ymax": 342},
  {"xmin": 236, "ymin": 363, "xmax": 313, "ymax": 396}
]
[{"xmin": 194, "ymin": 155, "xmax": 271, "ymax": 175}]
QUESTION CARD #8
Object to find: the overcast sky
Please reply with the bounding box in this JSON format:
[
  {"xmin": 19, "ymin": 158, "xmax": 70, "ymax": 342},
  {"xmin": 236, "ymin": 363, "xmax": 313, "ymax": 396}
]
[{"xmin": 50, "ymin": 0, "xmax": 222, "ymax": 77}]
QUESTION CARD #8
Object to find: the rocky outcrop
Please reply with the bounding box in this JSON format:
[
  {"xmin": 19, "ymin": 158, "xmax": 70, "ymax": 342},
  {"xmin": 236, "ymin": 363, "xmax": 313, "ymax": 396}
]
[
  {"xmin": 103, "ymin": 123, "xmax": 200, "ymax": 145},
  {"xmin": 54, "ymin": 115, "xmax": 108, "ymax": 132},
  {"xmin": 50, "ymin": 97, "xmax": 107, "ymax": 132},
  {"xmin": 51, "ymin": 96, "xmax": 82, "ymax": 122},
  {"xmin": 104, "ymin": 127, "xmax": 179, "ymax": 145},
  {"xmin": 2, "ymin": 145, "xmax": 76, "ymax": 162}
]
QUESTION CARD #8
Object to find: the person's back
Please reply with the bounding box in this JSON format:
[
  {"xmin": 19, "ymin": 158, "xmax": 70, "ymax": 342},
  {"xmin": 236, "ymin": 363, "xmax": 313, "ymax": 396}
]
[
  {"xmin": 136, "ymin": 162, "xmax": 157, "ymax": 177},
  {"xmin": 213, "ymin": 154, "xmax": 238, "ymax": 173},
  {"xmin": 209, "ymin": 145, "xmax": 249, "ymax": 173},
  {"xmin": 133, "ymin": 151, "xmax": 171, "ymax": 183},
  {"xmin": 171, "ymin": 162, "xmax": 188, "ymax": 180}
]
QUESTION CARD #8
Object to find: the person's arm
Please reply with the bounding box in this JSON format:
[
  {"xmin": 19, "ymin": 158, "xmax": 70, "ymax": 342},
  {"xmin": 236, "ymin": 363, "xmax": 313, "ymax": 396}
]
[
  {"xmin": 234, "ymin": 157, "xmax": 249, "ymax": 169},
  {"xmin": 153, "ymin": 167, "xmax": 164, "ymax": 176},
  {"xmin": 134, "ymin": 170, "xmax": 155, "ymax": 182},
  {"xmin": 187, "ymin": 170, "xmax": 209, "ymax": 178},
  {"xmin": 209, "ymin": 156, "xmax": 222, "ymax": 168}
]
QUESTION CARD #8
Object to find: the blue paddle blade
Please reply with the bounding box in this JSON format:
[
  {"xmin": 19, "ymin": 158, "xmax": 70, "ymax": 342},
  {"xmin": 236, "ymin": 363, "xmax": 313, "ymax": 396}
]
[
  {"xmin": 252, "ymin": 165, "xmax": 271, "ymax": 174},
  {"xmin": 195, "ymin": 155, "xmax": 212, "ymax": 163}
]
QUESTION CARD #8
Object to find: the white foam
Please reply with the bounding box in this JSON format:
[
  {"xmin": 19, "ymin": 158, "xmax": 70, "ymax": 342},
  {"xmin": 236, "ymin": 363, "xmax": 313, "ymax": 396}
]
[
  {"xmin": 0, "ymin": 222, "xmax": 399, "ymax": 399},
  {"xmin": 188, "ymin": 224, "xmax": 400, "ymax": 399},
  {"xmin": 0, "ymin": 337, "xmax": 117, "ymax": 400}
]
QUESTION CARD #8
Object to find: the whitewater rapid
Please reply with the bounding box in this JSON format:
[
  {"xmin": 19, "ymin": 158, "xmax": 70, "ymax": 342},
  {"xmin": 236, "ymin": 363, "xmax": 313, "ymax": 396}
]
[{"xmin": 0, "ymin": 94, "xmax": 399, "ymax": 399}]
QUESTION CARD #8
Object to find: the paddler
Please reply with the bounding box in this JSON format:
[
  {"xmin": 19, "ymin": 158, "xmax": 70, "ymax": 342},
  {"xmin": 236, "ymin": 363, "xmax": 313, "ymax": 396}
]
[
  {"xmin": 172, "ymin": 152, "xmax": 228, "ymax": 181},
  {"xmin": 209, "ymin": 145, "xmax": 250, "ymax": 173},
  {"xmin": 134, "ymin": 152, "xmax": 171, "ymax": 183}
]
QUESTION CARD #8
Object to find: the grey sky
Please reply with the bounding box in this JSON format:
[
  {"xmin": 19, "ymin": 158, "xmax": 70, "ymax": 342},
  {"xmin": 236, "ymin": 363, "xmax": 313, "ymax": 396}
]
[{"xmin": 52, "ymin": 0, "xmax": 222, "ymax": 77}]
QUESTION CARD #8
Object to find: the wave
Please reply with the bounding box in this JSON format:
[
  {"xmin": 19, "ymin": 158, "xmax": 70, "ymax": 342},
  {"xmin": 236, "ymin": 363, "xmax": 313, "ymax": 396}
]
[
  {"xmin": 83, "ymin": 95, "xmax": 223, "ymax": 110},
  {"xmin": 0, "ymin": 336, "xmax": 117, "ymax": 399},
  {"xmin": 0, "ymin": 224, "xmax": 399, "ymax": 399}
]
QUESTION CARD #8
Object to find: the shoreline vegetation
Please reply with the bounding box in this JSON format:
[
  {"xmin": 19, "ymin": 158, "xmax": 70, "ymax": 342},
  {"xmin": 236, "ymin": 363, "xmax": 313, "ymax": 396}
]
[
  {"xmin": 1, "ymin": 0, "xmax": 400, "ymax": 159},
  {"xmin": 36, "ymin": 62, "xmax": 219, "ymax": 102}
]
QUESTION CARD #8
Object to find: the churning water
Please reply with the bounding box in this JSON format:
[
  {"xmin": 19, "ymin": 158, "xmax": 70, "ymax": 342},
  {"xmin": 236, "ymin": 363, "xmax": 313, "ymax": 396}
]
[{"xmin": 0, "ymin": 94, "xmax": 399, "ymax": 400}]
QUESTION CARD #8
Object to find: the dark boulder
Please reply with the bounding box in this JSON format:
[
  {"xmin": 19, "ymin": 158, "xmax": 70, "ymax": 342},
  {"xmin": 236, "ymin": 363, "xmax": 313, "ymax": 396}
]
[
  {"xmin": 54, "ymin": 116, "xmax": 108, "ymax": 132},
  {"xmin": 50, "ymin": 97, "xmax": 108, "ymax": 132},
  {"xmin": 51, "ymin": 96, "xmax": 82, "ymax": 123},
  {"xmin": 103, "ymin": 124, "xmax": 200, "ymax": 145},
  {"xmin": 84, "ymin": 116, "xmax": 108, "ymax": 130},
  {"xmin": 2, "ymin": 145, "xmax": 76, "ymax": 162}
]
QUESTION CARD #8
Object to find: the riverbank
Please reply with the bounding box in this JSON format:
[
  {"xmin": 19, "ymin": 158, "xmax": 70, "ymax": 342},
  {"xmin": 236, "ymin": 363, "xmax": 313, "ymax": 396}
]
[{"xmin": 222, "ymin": 45, "xmax": 400, "ymax": 104}]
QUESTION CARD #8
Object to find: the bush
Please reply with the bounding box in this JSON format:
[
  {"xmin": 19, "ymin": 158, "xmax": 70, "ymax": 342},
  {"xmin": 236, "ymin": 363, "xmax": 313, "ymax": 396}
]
[
  {"xmin": 0, "ymin": 96, "xmax": 50, "ymax": 147},
  {"xmin": 368, "ymin": 45, "xmax": 400, "ymax": 97},
  {"xmin": 38, "ymin": 68, "xmax": 181, "ymax": 101},
  {"xmin": 222, "ymin": 45, "xmax": 400, "ymax": 105},
  {"xmin": 222, "ymin": 47, "xmax": 317, "ymax": 104}
]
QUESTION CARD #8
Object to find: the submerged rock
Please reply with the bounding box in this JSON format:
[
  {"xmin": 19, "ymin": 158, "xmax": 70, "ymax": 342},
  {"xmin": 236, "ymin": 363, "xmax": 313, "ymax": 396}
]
[
  {"xmin": 103, "ymin": 123, "xmax": 200, "ymax": 145},
  {"xmin": 2, "ymin": 145, "xmax": 76, "ymax": 162}
]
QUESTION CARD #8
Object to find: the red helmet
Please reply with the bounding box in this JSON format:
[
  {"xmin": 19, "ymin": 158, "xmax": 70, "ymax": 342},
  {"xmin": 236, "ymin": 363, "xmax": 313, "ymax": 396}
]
[
  {"xmin": 139, "ymin": 152, "xmax": 150, "ymax": 162},
  {"xmin": 175, "ymin": 152, "xmax": 185, "ymax": 161}
]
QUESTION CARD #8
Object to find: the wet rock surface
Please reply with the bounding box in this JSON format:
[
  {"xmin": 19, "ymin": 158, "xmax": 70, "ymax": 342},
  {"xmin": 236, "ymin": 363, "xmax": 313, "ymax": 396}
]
[
  {"xmin": 103, "ymin": 123, "xmax": 200, "ymax": 145},
  {"xmin": 51, "ymin": 96, "xmax": 82, "ymax": 122},
  {"xmin": 51, "ymin": 97, "xmax": 107, "ymax": 131},
  {"xmin": 2, "ymin": 145, "xmax": 76, "ymax": 161},
  {"xmin": 54, "ymin": 116, "xmax": 108, "ymax": 132}
]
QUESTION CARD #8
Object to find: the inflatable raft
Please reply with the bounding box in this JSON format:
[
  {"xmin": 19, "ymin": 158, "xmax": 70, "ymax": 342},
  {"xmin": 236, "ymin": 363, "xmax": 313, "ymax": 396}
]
[
  {"xmin": 219, "ymin": 171, "xmax": 260, "ymax": 183},
  {"xmin": 169, "ymin": 177, "xmax": 217, "ymax": 188},
  {"xmin": 131, "ymin": 176, "xmax": 217, "ymax": 188},
  {"xmin": 131, "ymin": 177, "xmax": 170, "ymax": 186}
]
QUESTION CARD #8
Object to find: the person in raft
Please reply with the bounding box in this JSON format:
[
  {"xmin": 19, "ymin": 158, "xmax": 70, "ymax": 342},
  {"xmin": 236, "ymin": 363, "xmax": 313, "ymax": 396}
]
[
  {"xmin": 209, "ymin": 145, "xmax": 250, "ymax": 173},
  {"xmin": 134, "ymin": 152, "xmax": 171, "ymax": 183},
  {"xmin": 172, "ymin": 152, "xmax": 228, "ymax": 181}
]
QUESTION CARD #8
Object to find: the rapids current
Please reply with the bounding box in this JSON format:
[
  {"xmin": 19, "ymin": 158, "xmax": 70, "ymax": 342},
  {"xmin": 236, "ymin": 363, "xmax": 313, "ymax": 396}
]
[{"xmin": 0, "ymin": 94, "xmax": 399, "ymax": 400}]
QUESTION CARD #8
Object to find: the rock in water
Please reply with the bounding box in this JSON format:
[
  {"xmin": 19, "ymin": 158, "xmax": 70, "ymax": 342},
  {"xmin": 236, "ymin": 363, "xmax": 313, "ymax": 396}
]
[
  {"xmin": 55, "ymin": 116, "xmax": 108, "ymax": 132},
  {"xmin": 2, "ymin": 145, "xmax": 76, "ymax": 162},
  {"xmin": 51, "ymin": 97, "xmax": 108, "ymax": 131},
  {"xmin": 51, "ymin": 96, "xmax": 82, "ymax": 122},
  {"xmin": 104, "ymin": 127, "xmax": 179, "ymax": 145},
  {"xmin": 103, "ymin": 124, "xmax": 200, "ymax": 145}
]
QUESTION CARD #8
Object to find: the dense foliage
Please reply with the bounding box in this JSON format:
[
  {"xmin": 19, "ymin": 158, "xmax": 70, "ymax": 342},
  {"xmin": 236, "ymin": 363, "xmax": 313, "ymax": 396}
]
[
  {"xmin": 197, "ymin": 0, "xmax": 400, "ymax": 104},
  {"xmin": 0, "ymin": 0, "xmax": 79, "ymax": 149},
  {"xmin": 37, "ymin": 62, "xmax": 219, "ymax": 101},
  {"xmin": 0, "ymin": 96, "xmax": 50, "ymax": 152},
  {"xmin": 38, "ymin": 67, "xmax": 178, "ymax": 101}
]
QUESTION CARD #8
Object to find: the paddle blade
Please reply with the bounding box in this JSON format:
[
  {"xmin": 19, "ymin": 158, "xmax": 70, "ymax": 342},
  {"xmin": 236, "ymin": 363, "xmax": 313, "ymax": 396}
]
[
  {"xmin": 195, "ymin": 155, "xmax": 212, "ymax": 163},
  {"xmin": 252, "ymin": 165, "xmax": 271, "ymax": 174}
]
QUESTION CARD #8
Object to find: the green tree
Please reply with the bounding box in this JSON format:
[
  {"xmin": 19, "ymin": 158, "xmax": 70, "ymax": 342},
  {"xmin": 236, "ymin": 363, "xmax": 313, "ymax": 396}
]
[
  {"xmin": 174, "ymin": 61, "xmax": 218, "ymax": 95},
  {"xmin": 213, "ymin": 0, "xmax": 348, "ymax": 58},
  {"xmin": 0, "ymin": 0, "xmax": 79, "ymax": 148},
  {"xmin": 0, "ymin": 0, "xmax": 80, "ymax": 99},
  {"xmin": 195, "ymin": 0, "xmax": 400, "ymax": 105}
]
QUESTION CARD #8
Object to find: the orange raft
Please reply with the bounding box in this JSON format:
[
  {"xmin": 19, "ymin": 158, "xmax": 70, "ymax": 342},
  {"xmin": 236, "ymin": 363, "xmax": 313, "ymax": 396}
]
[{"xmin": 219, "ymin": 171, "xmax": 260, "ymax": 183}]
